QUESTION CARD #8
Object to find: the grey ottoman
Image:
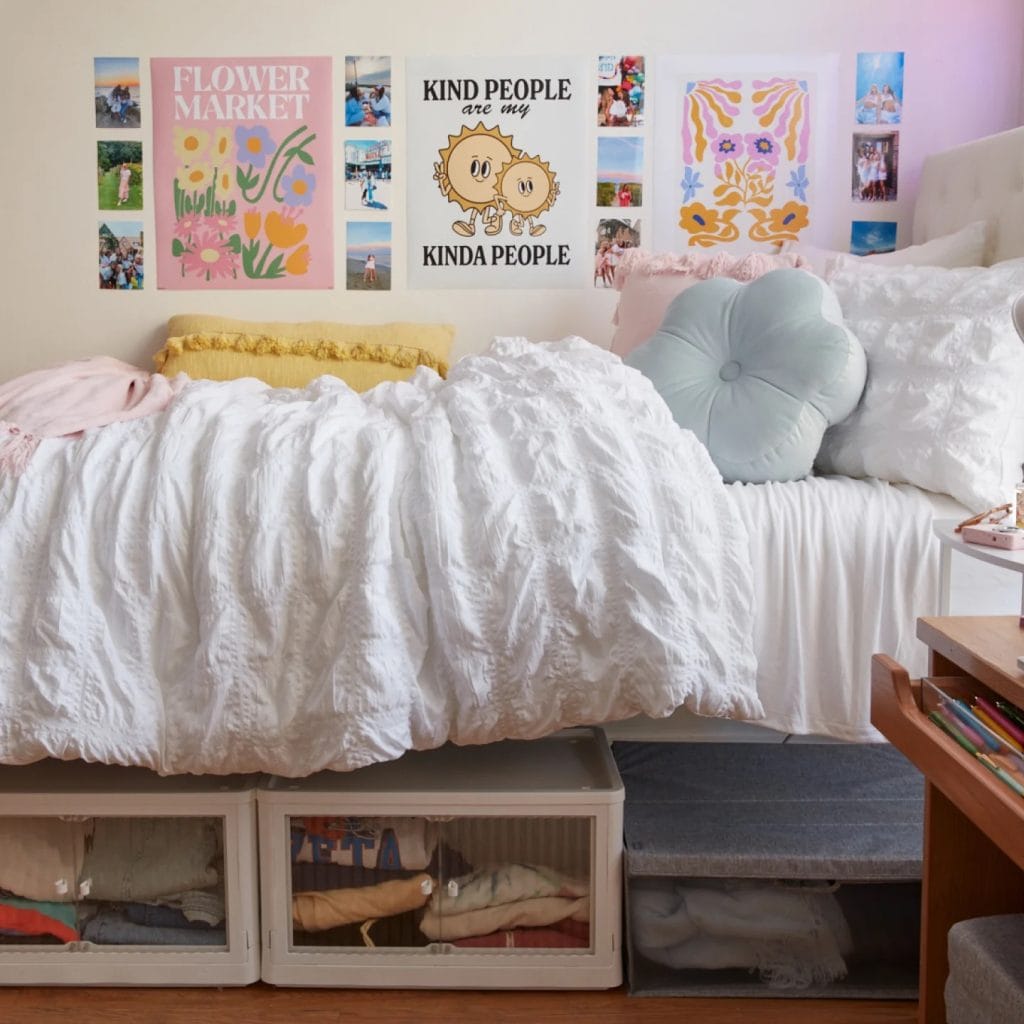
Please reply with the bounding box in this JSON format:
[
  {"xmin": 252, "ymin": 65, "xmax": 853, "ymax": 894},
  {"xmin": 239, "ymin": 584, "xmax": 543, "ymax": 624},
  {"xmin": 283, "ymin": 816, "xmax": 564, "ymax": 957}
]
[{"xmin": 946, "ymin": 914, "xmax": 1024, "ymax": 1024}]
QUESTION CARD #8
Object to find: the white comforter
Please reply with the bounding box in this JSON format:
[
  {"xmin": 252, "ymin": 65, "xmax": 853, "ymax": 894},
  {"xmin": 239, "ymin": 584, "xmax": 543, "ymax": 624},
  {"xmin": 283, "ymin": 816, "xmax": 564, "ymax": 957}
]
[{"xmin": 0, "ymin": 338, "xmax": 761, "ymax": 776}]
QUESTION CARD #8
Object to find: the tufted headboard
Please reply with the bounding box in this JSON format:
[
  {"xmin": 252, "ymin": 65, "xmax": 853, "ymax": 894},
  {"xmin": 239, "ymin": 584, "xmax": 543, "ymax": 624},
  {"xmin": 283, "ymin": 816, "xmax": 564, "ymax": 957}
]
[{"xmin": 912, "ymin": 125, "xmax": 1024, "ymax": 264}]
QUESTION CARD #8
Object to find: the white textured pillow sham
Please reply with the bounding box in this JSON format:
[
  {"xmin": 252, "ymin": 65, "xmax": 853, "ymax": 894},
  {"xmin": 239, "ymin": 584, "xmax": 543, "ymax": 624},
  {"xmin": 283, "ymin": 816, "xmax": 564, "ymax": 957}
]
[
  {"xmin": 781, "ymin": 220, "xmax": 991, "ymax": 279},
  {"xmin": 826, "ymin": 220, "xmax": 991, "ymax": 277},
  {"xmin": 816, "ymin": 259, "xmax": 1024, "ymax": 510}
]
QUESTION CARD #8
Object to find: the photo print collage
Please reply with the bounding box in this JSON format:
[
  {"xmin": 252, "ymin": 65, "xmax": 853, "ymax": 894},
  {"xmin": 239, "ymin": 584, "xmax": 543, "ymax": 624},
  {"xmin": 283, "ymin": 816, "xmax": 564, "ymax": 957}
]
[
  {"xmin": 344, "ymin": 56, "xmax": 393, "ymax": 291},
  {"xmin": 95, "ymin": 57, "xmax": 144, "ymax": 291},
  {"xmin": 850, "ymin": 50, "xmax": 903, "ymax": 256},
  {"xmin": 595, "ymin": 55, "xmax": 645, "ymax": 289}
]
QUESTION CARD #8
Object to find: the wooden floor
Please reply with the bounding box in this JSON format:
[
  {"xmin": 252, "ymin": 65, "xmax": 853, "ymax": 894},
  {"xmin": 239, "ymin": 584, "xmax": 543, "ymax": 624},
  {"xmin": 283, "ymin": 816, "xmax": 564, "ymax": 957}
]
[{"xmin": 0, "ymin": 986, "xmax": 918, "ymax": 1023}]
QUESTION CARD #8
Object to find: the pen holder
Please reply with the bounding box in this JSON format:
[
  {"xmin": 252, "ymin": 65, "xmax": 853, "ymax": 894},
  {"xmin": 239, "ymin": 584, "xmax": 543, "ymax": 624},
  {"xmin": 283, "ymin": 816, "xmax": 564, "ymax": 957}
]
[{"xmin": 921, "ymin": 680, "xmax": 1024, "ymax": 794}]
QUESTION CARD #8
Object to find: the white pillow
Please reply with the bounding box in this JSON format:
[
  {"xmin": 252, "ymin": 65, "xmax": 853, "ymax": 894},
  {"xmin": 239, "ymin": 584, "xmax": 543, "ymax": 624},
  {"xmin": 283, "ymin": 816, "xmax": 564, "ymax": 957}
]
[
  {"xmin": 781, "ymin": 220, "xmax": 991, "ymax": 279},
  {"xmin": 816, "ymin": 259, "xmax": 1024, "ymax": 510},
  {"xmin": 825, "ymin": 220, "xmax": 991, "ymax": 277}
]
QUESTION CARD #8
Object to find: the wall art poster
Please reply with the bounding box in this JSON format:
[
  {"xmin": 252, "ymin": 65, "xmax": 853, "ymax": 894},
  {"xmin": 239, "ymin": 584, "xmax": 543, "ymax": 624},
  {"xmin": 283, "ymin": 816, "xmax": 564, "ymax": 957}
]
[
  {"xmin": 406, "ymin": 56, "xmax": 587, "ymax": 288},
  {"xmin": 152, "ymin": 57, "xmax": 333, "ymax": 289},
  {"xmin": 654, "ymin": 55, "xmax": 837, "ymax": 252}
]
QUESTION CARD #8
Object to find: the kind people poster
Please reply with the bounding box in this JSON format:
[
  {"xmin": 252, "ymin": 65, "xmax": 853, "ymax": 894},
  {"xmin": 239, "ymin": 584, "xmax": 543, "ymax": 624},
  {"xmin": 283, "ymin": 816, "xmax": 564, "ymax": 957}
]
[
  {"xmin": 407, "ymin": 56, "xmax": 587, "ymax": 288},
  {"xmin": 152, "ymin": 57, "xmax": 333, "ymax": 289}
]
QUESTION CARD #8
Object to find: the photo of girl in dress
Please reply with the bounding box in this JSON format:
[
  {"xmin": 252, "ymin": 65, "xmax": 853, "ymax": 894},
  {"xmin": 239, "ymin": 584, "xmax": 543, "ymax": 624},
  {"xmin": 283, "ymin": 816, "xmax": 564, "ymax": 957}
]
[
  {"xmin": 347, "ymin": 221, "xmax": 392, "ymax": 290},
  {"xmin": 97, "ymin": 141, "xmax": 143, "ymax": 211},
  {"xmin": 596, "ymin": 137, "xmax": 643, "ymax": 207},
  {"xmin": 852, "ymin": 132, "xmax": 898, "ymax": 202},
  {"xmin": 594, "ymin": 218, "xmax": 640, "ymax": 288},
  {"xmin": 855, "ymin": 52, "xmax": 904, "ymax": 125}
]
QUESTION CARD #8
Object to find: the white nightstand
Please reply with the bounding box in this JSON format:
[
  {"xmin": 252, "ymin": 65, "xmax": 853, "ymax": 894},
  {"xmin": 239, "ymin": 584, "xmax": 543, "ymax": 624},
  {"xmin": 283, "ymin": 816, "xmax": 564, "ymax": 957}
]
[{"xmin": 933, "ymin": 518, "xmax": 1024, "ymax": 626}]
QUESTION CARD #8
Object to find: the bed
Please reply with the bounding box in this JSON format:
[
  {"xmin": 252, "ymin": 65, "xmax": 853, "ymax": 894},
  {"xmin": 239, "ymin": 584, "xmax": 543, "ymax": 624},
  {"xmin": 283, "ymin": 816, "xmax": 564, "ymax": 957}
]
[{"xmin": 1, "ymin": 127, "xmax": 1023, "ymax": 775}]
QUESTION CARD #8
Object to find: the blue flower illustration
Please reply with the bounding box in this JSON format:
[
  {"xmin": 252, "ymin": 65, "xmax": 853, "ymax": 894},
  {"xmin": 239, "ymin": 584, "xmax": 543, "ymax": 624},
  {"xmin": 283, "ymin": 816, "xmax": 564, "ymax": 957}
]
[
  {"xmin": 281, "ymin": 164, "xmax": 316, "ymax": 207},
  {"xmin": 786, "ymin": 165, "xmax": 810, "ymax": 202},
  {"xmin": 680, "ymin": 166, "xmax": 704, "ymax": 203},
  {"xmin": 234, "ymin": 125, "xmax": 277, "ymax": 170}
]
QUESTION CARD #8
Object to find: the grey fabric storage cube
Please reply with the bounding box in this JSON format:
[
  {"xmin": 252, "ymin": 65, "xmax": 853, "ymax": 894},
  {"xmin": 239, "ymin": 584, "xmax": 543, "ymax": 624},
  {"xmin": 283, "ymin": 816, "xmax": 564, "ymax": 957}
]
[
  {"xmin": 946, "ymin": 915, "xmax": 1024, "ymax": 1024},
  {"xmin": 614, "ymin": 742, "xmax": 924, "ymax": 998}
]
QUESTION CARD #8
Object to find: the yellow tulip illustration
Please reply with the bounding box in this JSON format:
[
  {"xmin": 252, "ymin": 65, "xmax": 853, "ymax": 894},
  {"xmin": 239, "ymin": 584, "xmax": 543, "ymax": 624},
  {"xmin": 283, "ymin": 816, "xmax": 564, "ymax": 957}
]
[
  {"xmin": 285, "ymin": 244, "xmax": 311, "ymax": 275},
  {"xmin": 265, "ymin": 211, "xmax": 308, "ymax": 249}
]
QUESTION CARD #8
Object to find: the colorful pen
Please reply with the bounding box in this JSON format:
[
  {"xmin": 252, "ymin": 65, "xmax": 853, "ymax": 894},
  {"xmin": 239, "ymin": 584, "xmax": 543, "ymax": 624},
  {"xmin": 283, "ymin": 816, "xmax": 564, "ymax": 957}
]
[
  {"xmin": 937, "ymin": 704, "xmax": 988, "ymax": 751},
  {"xmin": 971, "ymin": 705, "xmax": 1024, "ymax": 753},
  {"xmin": 978, "ymin": 754, "xmax": 1024, "ymax": 798},
  {"xmin": 929, "ymin": 710, "xmax": 980, "ymax": 756},
  {"xmin": 977, "ymin": 696, "xmax": 1024, "ymax": 746},
  {"xmin": 947, "ymin": 699, "xmax": 1002, "ymax": 751}
]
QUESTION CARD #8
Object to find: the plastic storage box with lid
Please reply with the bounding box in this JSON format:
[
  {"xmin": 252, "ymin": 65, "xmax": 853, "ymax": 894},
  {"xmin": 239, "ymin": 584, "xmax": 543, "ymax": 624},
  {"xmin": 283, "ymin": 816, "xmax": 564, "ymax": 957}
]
[
  {"xmin": 0, "ymin": 760, "xmax": 259, "ymax": 986},
  {"xmin": 614, "ymin": 742, "xmax": 924, "ymax": 999},
  {"xmin": 257, "ymin": 727, "xmax": 623, "ymax": 988}
]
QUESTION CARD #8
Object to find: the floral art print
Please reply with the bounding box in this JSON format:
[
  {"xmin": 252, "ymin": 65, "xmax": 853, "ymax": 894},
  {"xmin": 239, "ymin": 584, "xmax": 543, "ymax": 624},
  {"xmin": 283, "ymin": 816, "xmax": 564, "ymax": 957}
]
[
  {"xmin": 655, "ymin": 58, "xmax": 836, "ymax": 252},
  {"xmin": 152, "ymin": 57, "xmax": 333, "ymax": 289}
]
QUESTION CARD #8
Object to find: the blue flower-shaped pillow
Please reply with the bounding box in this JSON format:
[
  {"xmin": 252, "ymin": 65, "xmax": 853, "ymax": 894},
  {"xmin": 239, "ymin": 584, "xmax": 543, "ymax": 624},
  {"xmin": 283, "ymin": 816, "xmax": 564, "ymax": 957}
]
[{"xmin": 625, "ymin": 268, "xmax": 866, "ymax": 483}]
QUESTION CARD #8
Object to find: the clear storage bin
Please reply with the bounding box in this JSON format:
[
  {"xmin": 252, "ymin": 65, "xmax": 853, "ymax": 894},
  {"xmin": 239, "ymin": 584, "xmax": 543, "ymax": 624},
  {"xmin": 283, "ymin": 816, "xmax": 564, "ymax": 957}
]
[
  {"xmin": 258, "ymin": 728, "xmax": 622, "ymax": 988},
  {"xmin": 0, "ymin": 761, "xmax": 259, "ymax": 985}
]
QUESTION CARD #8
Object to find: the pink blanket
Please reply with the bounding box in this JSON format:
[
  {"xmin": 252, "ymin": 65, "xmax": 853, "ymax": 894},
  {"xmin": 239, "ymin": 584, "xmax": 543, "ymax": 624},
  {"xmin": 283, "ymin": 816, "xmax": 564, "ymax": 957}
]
[{"xmin": 0, "ymin": 357, "xmax": 185, "ymax": 475}]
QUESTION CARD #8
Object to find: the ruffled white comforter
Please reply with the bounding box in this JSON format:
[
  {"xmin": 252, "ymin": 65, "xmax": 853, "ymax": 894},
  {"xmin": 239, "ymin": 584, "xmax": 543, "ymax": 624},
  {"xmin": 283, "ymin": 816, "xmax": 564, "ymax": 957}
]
[{"xmin": 0, "ymin": 338, "xmax": 761, "ymax": 776}]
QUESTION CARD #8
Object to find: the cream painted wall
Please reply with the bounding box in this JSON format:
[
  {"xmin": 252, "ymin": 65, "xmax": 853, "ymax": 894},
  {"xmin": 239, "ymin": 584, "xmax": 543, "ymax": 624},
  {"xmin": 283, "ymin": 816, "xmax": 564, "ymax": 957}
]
[{"xmin": 1, "ymin": 0, "xmax": 1022, "ymax": 379}]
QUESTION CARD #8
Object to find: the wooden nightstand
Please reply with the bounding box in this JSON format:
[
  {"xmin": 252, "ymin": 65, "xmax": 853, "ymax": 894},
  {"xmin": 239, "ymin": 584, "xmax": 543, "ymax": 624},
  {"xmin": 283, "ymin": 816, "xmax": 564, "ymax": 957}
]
[{"xmin": 872, "ymin": 616, "xmax": 1024, "ymax": 1024}]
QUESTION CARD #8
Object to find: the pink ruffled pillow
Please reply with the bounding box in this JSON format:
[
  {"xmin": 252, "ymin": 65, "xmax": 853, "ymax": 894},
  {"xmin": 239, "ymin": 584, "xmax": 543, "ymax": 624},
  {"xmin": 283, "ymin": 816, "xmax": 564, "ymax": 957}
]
[{"xmin": 610, "ymin": 249, "xmax": 812, "ymax": 358}]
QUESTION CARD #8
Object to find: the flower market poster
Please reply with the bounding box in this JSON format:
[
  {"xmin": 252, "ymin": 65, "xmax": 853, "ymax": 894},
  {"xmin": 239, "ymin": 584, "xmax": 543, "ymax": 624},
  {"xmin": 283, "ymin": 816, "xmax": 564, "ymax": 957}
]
[
  {"xmin": 406, "ymin": 56, "xmax": 588, "ymax": 289},
  {"xmin": 653, "ymin": 55, "xmax": 837, "ymax": 252},
  {"xmin": 152, "ymin": 57, "xmax": 332, "ymax": 289}
]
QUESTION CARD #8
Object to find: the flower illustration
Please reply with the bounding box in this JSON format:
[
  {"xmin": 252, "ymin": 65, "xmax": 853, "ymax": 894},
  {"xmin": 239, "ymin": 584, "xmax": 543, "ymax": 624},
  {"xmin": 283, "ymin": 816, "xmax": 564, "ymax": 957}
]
[
  {"xmin": 173, "ymin": 214, "xmax": 202, "ymax": 241},
  {"xmin": 212, "ymin": 126, "xmax": 233, "ymax": 162},
  {"xmin": 678, "ymin": 202, "xmax": 724, "ymax": 235},
  {"xmin": 180, "ymin": 232, "xmax": 238, "ymax": 280},
  {"xmin": 765, "ymin": 201, "xmax": 810, "ymax": 234},
  {"xmin": 281, "ymin": 164, "xmax": 316, "ymax": 207},
  {"xmin": 235, "ymin": 125, "xmax": 277, "ymax": 169},
  {"xmin": 264, "ymin": 211, "xmax": 308, "ymax": 249},
  {"xmin": 680, "ymin": 166, "xmax": 704, "ymax": 203},
  {"xmin": 786, "ymin": 165, "xmax": 810, "ymax": 202},
  {"xmin": 216, "ymin": 168, "xmax": 235, "ymax": 197},
  {"xmin": 285, "ymin": 244, "xmax": 311, "ymax": 275},
  {"xmin": 744, "ymin": 132, "xmax": 781, "ymax": 169},
  {"xmin": 709, "ymin": 133, "xmax": 743, "ymax": 162},
  {"xmin": 177, "ymin": 162, "xmax": 213, "ymax": 190},
  {"xmin": 244, "ymin": 210, "xmax": 262, "ymax": 240},
  {"xmin": 173, "ymin": 126, "xmax": 210, "ymax": 164},
  {"xmin": 204, "ymin": 212, "xmax": 237, "ymax": 236}
]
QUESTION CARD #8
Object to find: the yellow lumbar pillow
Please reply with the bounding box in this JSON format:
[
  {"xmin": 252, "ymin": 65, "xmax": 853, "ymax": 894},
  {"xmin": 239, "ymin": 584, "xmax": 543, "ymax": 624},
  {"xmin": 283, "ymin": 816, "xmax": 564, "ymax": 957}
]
[{"xmin": 154, "ymin": 314, "xmax": 454, "ymax": 392}]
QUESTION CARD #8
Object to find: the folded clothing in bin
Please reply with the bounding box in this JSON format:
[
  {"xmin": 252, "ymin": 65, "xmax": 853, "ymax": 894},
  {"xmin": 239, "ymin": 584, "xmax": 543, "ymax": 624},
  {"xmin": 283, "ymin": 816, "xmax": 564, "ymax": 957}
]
[
  {"xmin": 630, "ymin": 878, "xmax": 853, "ymax": 990},
  {"xmin": 420, "ymin": 864, "xmax": 590, "ymax": 943}
]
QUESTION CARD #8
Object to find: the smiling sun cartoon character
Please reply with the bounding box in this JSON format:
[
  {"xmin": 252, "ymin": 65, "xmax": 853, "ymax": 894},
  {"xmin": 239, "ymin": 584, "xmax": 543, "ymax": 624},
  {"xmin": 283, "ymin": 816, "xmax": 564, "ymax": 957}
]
[
  {"xmin": 493, "ymin": 154, "xmax": 559, "ymax": 236},
  {"xmin": 433, "ymin": 123, "xmax": 519, "ymax": 237}
]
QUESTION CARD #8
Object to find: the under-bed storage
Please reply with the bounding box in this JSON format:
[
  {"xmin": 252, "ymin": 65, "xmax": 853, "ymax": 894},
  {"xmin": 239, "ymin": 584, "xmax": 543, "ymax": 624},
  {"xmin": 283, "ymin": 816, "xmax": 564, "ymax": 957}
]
[
  {"xmin": 257, "ymin": 728, "xmax": 623, "ymax": 988},
  {"xmin": 614, "ymin": 742, "xmax": 925, "ymax": 998},
  {"xmin": 0, "ymin": 761, "xmax": 259, "ymax": 986}
]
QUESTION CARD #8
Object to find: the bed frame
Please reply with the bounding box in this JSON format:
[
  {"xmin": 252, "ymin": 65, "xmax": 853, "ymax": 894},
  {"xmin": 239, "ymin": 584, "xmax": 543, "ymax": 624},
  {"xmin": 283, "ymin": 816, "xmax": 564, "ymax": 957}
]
[
  {"xmin": 912, "ymin": 124, "xmax": 1024, "ymax": 265},
  {"xmin": 607, "ymin": 124, "xmax": 1024, "ymax": 745}
]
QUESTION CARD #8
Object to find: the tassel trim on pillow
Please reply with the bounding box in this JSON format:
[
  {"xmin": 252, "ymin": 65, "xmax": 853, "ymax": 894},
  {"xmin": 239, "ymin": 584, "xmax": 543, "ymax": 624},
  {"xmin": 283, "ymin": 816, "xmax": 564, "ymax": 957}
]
[{"xmin": 155, "ymin": 333, "xmax": 449, "ymax": 377}]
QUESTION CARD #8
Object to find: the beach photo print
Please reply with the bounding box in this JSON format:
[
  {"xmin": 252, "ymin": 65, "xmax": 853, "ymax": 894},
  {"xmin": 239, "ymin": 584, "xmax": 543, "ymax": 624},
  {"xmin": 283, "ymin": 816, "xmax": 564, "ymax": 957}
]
[{"xmin": 95, "ymin": 56, "xmax": 141, "ymax": 129}]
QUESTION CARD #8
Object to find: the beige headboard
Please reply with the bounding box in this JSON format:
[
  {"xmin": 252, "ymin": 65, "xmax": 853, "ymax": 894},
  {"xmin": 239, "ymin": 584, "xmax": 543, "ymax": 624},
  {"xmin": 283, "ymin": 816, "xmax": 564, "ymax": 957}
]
[{"xmin": 913, "ymin": 125, "xmax": 1024, "ymax": 265}]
